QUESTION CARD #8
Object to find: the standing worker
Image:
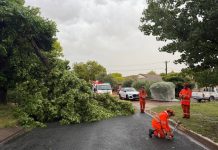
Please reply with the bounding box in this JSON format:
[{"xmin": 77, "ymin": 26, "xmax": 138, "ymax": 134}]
[
  {"xmin": 179, "ymin": 83, "xmax": 192, "ymax": 119},
  {"xmin": 149, "ymin": 109, "xmax": 175, "ymax": 139},
  {"xmin": 139, "ymin": 87, "xmax": 147, "ymax": 113}
]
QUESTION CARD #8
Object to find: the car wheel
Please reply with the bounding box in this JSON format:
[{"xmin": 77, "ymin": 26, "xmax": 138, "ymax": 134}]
[
  {"xmin": 209, "ymin": 96, "xmax": 215, "ymax": 101},
  {"xmin": 197, "ymin": 99, "xmax": 202, "ymax": 103},
  {"xmin": 119, "ymin": 94, "xmax": 123, "ymax": 100},
  {"xmin": 126, "ymin": 95, "xmax": 129, "ymax": 100}
]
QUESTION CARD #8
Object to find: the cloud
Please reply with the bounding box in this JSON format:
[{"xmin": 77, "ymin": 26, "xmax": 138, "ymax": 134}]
[
  {"xmin": 94, "ymin": 0, "xmax": 108, "ymax": 5},
  {"xmin": 25, "ymin": 0, "xmax": 185, "ymax": 75}
]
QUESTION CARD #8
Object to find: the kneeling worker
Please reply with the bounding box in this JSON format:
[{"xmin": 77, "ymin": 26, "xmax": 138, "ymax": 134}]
[{"xmin": 149, "ymin": 109, "xmax": 175, "ymax": 139}]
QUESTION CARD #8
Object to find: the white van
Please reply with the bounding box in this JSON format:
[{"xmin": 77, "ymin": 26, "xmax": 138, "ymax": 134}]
[
  {"xmin": 93, "ymin": 83, "xmax": 112, "ymax": 94},
  {"xmin": 192, "ymin": 87, "xmax": 218, "ymax": 102}
]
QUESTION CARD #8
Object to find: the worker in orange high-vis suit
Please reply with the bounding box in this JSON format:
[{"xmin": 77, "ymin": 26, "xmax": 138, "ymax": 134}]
[
  {"xmin": 149, "ymin": 109, "xmax": 175, "ymax": 139},
  {"xmin": 139, "ymin": 87, "xmax": 147, "ymax": 113},
  {"xmin": 179, "ymin": 83, "xmax": 192, "ymax": 119}
]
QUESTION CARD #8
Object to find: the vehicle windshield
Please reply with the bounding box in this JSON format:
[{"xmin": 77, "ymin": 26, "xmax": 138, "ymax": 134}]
[
  {"xmin": 97, "ymin": 84, "xmax": 112, "ymax": 90},
  {"xmin": 124, "ymin": 88, "xmax": 136, "ymax": 92}
]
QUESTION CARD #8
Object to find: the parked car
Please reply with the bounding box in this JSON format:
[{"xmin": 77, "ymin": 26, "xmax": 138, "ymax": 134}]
[
  {"xmin": 93, "ymin": 83, "xmax": 112, "ymax": 94},
  {"xmin": 118, "ymin": 87, "xmax": 139, "ymax": 100},
  {"xmin": 192, "ymin": 87, "xmax": 218, "ymax": 102}
]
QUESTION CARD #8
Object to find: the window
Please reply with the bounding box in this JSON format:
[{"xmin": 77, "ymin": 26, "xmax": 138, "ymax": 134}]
[{"xmin": 97, "ymin": 84, "xmax": 112, "ymax": 90}]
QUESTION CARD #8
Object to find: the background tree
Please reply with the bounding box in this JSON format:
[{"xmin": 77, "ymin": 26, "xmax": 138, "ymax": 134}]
[
  {"xmin": 122, "ymin": 79, "xmax": 134, "ymax": 87},
  {"xmin": 161, "ymin": 72, "xmax": 191, "ymax": 97},
  {"xmin": 0, "ymin": 0, "xmax": 57, "ymax": 104},
  {"xmin": 96, "ymin": 73, "xmax": 117, "ymax": 89},
  {"xmin": 180, "ymin": 68, "xmax": 218, "ymax": 88},
  {"xmin": 122, "ymin": 75, "xmax": 138, "ymax": 87},
  {"xmin": 73, "ymin": 61, "xmax": 106, "ymax": 82},
  {"xmin": 110, "ymin": 73, "xmax": 124, "ymax": 85},
  {"xmin": 191, "ymin": 68, "xmax": 218, "ymax": 88},
  {"xmin": 139, "ymin": 0, "xmax": 218, "ymax": 70},
  {"xmin": 147, "ymin": 71, "xmax": 157, "ymax": 75}
]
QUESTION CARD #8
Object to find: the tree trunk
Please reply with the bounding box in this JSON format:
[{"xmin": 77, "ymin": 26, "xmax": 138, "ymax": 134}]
[{"xmin": 0, "ymin": 87, "xmax": 7, "ymax": 104}]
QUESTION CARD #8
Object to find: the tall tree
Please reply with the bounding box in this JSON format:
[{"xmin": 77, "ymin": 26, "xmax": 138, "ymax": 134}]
[
  {"xmin": 194, "ymin": 69, "xmax": 218, "ymax": 88},
  {"xmin": 110, "ymin": 73, "xmax": 124, "ymax": 85},
  {"xmin": 139, "ymin": 0, "xmax": 218, "ymax": 70},
  {"xmin": 73, "ymin": 61, "xmax": 106, "ymax": 82},
  {"xmin": 96, "ymin": 73, "xmax": 116, "ymax": 88},
  {"xmin": 0, "ymin": 0, "xmax": 57, "ymax": 104}
]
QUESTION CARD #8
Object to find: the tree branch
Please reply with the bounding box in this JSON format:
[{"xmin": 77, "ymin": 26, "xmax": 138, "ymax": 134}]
[{"xmin": 30, "ymin": 39, "xmax": 49, "ymax": 67}]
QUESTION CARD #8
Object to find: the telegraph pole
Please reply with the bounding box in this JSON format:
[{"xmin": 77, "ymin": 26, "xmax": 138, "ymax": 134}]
[{"xmin": 165, "ymin": 61, "xmax": 169, "ymax": 75}]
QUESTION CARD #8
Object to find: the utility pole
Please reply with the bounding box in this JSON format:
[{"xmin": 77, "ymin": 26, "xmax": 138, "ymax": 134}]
[{"xmin": 165, "ymin": 61, "xmax": 169, "ymax": 75}]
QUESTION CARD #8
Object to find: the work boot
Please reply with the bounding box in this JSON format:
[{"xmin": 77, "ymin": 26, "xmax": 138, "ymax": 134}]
[{"xmin": 149, "ymin": 129, "xmax": 154, "ymax": 138}]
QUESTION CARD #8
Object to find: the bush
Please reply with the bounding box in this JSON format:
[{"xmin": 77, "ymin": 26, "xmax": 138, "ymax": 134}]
[{"xmin": 122, "ymin": 79, "xmax": 134, "ymax": 87}]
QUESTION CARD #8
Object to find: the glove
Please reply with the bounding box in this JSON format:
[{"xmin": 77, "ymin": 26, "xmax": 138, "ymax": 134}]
[
  {"xmin": 166, "ymin": 132, "xmax": 174, "ymax": 140},
  {"xmin": 169, "ymin": 135, "xmax": 174, "ymax": 140},
  {"xmin": 166, "ymin": 135, "xmax": 173, "ymax": 140},
  {"xmin": 171, "ymin": 134, "xmax": 174, "ymax": 138}
]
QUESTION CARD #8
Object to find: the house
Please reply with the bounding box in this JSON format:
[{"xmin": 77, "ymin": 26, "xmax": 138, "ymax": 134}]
[{"xmin": 137, "ymin": 74, "xmax": 163, "ymax": 82}]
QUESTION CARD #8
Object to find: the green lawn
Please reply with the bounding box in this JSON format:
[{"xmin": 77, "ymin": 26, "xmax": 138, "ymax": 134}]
[
  {"xmin": 0, "ymin": 104, "xmax": 18, "ymax": 128},
  {"xmin": 152, "ymin": 102, "xmax": 218, "ymax": 143}
]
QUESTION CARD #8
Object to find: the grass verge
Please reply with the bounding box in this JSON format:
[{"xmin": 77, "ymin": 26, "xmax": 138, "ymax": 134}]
[
  {"xmin": 0, "ymin": 104, "xmax": 18, "ymax": 128},
  {"xmin": 151, "ymin": 102, "xmax": 218, "ymax": 143}
]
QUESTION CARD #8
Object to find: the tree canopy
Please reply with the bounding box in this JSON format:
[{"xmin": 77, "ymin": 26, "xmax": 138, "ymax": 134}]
[
  {"xmin": 181, "ymin": 68, "xmax": 218, "ymax": 88},
  {"xmin": 0, "ymin": 0, "xmax": 57, "ymax": 103},
  {"xmin": 194, "ymin": 69, "xmax": 218, "ymax": 88},
  {"xmin": 96, "ymin": 73, "xmax": 116, "ymax": 87},
  {"xmin": 73, "ymin": 61, "xmax": 106, "ymax": 82},
  {"xmin": 110, "ymin": 73, "xmax": 124, "ymax": 85},
  {"xmin": 139, "ymin": 0, "xmax": 218, "ymax": 70}
]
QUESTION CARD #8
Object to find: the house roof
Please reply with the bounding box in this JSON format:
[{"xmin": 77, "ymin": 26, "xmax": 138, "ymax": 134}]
[{"xmin": 137, "ymin": 74, "xmax": 162, "ymax": 82}]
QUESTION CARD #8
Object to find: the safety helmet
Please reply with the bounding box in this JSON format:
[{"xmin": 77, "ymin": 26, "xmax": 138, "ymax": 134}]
[{"xmin": 166, "ymin": 109, "xmax": 175, "ymax": 116}]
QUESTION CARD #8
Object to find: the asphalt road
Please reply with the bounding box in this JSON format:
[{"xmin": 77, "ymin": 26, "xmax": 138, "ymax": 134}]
[{"xmin": 0, "ymin": 113, "xmax": 207, "ymax": 150}]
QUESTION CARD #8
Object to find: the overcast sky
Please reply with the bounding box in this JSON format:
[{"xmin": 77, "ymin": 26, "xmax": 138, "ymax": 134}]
[{"xmin": 25, "ymin": 0, "xmax": 186, "ymax": 76}]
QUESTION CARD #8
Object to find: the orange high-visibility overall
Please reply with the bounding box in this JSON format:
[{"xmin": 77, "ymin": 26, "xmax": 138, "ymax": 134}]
[
  {"xmin": 139, "ymin": 90, "xmax": 147, "ymax": 113},
  {"xmin": 179, "ymin": 88, "xmax": 192, "ymax": 118},
  {"xmin": 151, "ymin": 111, "xmax": 171, "ymax": 138}
]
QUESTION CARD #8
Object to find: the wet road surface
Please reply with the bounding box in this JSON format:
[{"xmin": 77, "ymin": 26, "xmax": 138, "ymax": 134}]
[{"xmin": 0, "ymin": 113, "xmax": 207, "ymax": 150}]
